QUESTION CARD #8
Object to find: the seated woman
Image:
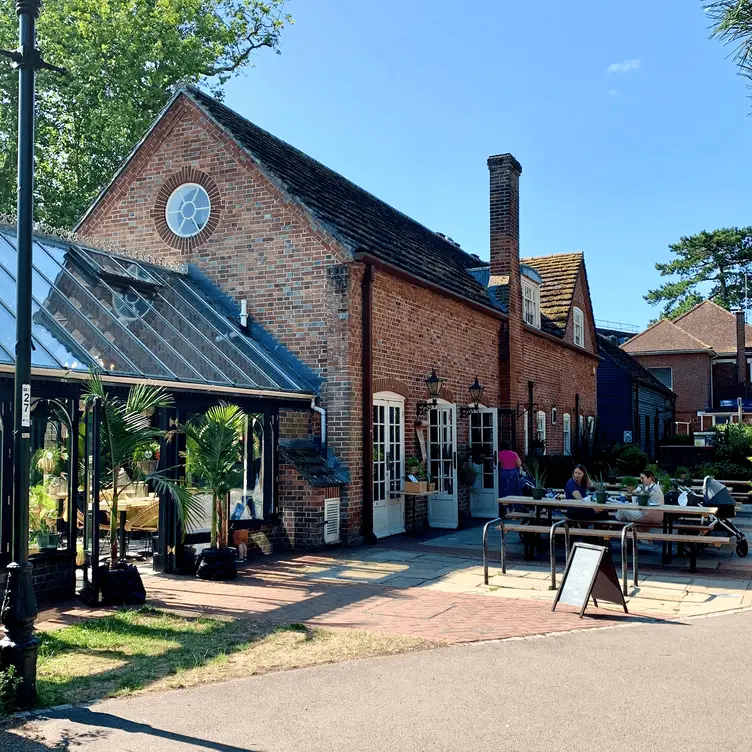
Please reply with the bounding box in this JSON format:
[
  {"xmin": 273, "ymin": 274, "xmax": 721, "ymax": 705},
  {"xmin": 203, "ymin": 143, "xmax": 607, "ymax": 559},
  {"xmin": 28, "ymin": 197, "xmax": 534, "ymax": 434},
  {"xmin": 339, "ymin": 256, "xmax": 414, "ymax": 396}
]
[
  {"xmin": 616, "ymin": 470, "xmax": 664, "ymax": 526},
  {"xmin": 498, "ymin": 440, "xmax": 522, "ymax": 499},
  {"xmin": 565, "ymin": 465, "xmax": 609, "ymax": 522}
]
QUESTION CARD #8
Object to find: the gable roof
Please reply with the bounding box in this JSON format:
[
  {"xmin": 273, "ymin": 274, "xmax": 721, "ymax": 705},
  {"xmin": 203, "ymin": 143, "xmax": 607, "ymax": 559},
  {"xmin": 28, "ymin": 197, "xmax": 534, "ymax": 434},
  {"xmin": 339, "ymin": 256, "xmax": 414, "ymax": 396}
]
[
  {"xmin": 521, "ymin": 252, "xmax": 584, "ymax": 337},
  {"xmin": 597, "ymin": 334, "xmax": 674, "ymax": 396},
  {"xmin": 180, "ymin": 86, "xmax": 498, "ymax": 311},
  {"xmin": 672, "ymin": 300, "xmax": 752, "ymax": 354},
  {"xmin": 621, "ymin": 318, "xmax": 714, "ymax": 355}
]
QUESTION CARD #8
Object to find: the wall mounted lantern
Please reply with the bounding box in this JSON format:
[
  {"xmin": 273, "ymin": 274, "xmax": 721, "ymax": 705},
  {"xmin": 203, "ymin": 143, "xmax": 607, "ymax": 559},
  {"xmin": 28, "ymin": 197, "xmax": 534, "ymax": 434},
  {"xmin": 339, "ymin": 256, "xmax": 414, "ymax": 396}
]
[
  {"xmin": 459, "ymin": 377, "xmax": 485, "ymax": 419},
  {"xmin": 417, "ymin": 368, "xmax": 444, "ymax": 417}
]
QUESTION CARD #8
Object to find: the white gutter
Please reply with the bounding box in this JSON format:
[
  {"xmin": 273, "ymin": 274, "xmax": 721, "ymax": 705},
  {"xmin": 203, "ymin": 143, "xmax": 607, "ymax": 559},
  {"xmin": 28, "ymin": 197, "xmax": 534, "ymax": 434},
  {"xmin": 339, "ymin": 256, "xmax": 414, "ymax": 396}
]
[{"xmin": 311, "ymin": 398, "xmax": 327, "ymax": 451}]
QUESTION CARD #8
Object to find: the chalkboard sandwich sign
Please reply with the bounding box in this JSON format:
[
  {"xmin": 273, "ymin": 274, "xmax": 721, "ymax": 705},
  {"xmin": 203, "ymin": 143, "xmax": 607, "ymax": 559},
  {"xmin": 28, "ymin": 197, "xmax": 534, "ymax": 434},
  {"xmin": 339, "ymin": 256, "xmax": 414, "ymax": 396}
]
[{"xmin": 552, "ymin": 543, "xmax": 628, "ymax": 618}]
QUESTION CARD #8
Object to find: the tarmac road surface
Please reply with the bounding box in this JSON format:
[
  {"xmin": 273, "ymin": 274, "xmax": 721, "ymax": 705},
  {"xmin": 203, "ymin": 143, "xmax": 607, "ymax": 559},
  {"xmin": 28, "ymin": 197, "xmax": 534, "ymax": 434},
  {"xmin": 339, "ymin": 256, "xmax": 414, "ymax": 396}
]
[{"xmin": 3, "ymin": 610, "xmax": 751, "ymax": 752}]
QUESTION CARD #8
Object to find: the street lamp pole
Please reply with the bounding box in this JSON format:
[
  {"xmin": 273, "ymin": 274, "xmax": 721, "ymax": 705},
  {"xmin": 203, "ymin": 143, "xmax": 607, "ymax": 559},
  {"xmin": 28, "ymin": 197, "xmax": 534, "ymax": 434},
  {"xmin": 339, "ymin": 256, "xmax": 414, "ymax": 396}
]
[{"xmin": 0, "ymin": 0, "xmax": 65, "ymax": 708}]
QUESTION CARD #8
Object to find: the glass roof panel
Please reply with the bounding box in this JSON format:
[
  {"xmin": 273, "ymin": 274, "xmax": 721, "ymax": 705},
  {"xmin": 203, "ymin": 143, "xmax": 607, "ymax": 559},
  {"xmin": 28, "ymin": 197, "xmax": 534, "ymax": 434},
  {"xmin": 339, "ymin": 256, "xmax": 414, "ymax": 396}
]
[{"xmin": 0, "ymin": 226, "xmax": 314, "ymax": 394}]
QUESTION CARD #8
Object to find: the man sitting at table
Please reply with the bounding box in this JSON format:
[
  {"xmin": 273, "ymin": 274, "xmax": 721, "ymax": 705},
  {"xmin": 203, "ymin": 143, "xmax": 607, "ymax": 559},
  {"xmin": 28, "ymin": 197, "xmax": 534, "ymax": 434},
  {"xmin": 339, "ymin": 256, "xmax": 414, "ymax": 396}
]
[
  {"xmin": 565, "ymin": 465, "xmax": 610, "ymax": 522},
  {"xmin": 616, "ymin": 469, "xmax": 664, "ymax": 526}
]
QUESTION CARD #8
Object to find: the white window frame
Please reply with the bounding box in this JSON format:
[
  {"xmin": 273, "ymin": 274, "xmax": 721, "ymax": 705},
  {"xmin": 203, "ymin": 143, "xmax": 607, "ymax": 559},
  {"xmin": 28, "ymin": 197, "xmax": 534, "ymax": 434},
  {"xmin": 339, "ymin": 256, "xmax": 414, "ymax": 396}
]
[
  {"xmin": 647, "ymin": 366, "xmax": 673, "ymax": 391},
  {"xmin": 536, "ymin": 410, "xmax": 546, "ymax": 454},
  {"xmin": 522, "ymin": 278, "xmax": 541, "ymax": 329},
  {"xmin": 563, "ymin": 413, "xmax": 571, "ymax": 456},
  {"xmin": 373, "ymin": 391, "xmax": 406, "ymax": 498},
  {"xmin": 587, "ymin": 416, "xmax": 595, "ymax": 442},
  {"xmin": 551, "ymin": 407, "xmax": 557, "ymax": 425},
  {"xmin": 573, "ymin": 307, "xmax": 585, "ymax": 348}
]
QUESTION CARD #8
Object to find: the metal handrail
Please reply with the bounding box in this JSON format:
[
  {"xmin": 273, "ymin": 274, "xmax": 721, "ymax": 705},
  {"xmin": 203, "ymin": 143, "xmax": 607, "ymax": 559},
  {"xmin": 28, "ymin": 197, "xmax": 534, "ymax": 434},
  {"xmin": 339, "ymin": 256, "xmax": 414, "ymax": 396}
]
[
  {"xmin": 549, "ymin": 519, "xmax": 570, "ymax": 590},
  {"xmin": 482, "ymin": 517, "xmax": 503, "ymax": 584},
  {"xmin": 621, "ymin": 523, "xmax": 638, "ymax": 595}
]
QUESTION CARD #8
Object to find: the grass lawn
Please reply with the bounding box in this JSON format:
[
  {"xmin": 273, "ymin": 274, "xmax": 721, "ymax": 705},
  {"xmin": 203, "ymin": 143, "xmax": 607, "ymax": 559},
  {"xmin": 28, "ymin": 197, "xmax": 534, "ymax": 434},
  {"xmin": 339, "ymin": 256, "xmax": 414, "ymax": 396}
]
[{"xmin": 32, "ymin": 607, "xmax": 434, "ymax": 709}]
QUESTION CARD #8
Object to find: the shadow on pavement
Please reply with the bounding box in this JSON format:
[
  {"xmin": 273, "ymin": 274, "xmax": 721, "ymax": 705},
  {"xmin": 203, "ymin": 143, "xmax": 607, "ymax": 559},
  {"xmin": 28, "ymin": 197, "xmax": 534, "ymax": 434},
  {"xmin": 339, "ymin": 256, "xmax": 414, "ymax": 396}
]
[{"xmin": 2, "ymin": 707, "xmax": 260, "ymax": 751}]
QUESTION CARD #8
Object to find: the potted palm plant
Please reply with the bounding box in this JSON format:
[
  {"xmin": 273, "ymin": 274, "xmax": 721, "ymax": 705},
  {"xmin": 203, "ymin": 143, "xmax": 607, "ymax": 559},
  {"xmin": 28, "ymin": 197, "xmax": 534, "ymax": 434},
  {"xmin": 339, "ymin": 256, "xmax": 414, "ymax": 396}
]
[
  {"xmin": 84, "ymin": 373, "xmax": 201, "ymax": 605},
  {"xmin": 181, "ymin": 403, "xmax": 246, "ymax": 581}
]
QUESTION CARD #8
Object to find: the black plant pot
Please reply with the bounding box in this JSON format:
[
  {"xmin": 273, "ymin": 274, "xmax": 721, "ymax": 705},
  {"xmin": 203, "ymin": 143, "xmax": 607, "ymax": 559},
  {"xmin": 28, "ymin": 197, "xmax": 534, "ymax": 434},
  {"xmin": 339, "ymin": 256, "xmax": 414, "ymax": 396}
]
[
  {"xmin": 100, "ymin": 563, "xmax": 146, "ymax": 606},
  {"xmin": 177, "ymin": 545, "xmax": 197, "ymax": 576},
  {"xmin": 196, "ymin": 547, "xmax": 237, "ymax": 581}
]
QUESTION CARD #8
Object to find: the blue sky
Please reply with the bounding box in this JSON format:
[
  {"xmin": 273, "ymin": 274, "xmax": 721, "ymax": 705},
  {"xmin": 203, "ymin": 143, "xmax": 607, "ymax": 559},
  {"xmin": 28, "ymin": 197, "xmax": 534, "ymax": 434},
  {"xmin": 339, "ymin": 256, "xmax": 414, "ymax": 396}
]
[{"xmin": 224, "ymin": 0, "xmax": 751, "ymax": 329}]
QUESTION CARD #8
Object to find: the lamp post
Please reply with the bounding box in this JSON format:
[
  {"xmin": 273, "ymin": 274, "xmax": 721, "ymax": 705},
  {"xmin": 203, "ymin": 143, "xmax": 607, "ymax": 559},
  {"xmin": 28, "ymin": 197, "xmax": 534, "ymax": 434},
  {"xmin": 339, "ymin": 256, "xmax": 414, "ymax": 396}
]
[{"xmin": 0, "ymin": 0, "xmax": 64, "ymax": 708}]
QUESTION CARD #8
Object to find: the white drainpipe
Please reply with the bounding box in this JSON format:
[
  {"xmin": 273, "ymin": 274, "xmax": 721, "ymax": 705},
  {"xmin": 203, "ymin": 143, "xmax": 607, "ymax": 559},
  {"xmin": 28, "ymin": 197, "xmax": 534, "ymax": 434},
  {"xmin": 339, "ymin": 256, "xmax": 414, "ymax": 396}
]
[
  {"xmin": 240, "ymin": 299, "xmax": 248, "ymax": 328},
  {"xmin": 312, "ymin": 399, "xmax": 326, "ymax": 452}
]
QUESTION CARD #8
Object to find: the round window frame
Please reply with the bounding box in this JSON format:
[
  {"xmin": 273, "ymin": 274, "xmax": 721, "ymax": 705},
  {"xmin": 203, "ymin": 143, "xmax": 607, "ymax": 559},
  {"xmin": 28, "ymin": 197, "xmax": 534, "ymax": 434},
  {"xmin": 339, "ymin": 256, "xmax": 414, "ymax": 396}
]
[
  {"xmin": 165, "ymin": 183, "xmax": 212, "ymax": 239},
  {"xmin": 152, "ymin": 168, "xmax": 221, "ymax": 251}
]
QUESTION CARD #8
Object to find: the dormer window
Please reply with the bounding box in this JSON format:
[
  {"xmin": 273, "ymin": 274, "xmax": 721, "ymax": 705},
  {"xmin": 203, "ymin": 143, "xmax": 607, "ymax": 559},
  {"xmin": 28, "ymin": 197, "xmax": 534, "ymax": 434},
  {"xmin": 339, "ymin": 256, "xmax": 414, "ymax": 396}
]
[
  {"xmin": 520, "ymin": 264, "xmax": 541, "ymax": 329},
  {"xmin": 573, "ymin": 307, "xmax": 585, "ymax": 347}
]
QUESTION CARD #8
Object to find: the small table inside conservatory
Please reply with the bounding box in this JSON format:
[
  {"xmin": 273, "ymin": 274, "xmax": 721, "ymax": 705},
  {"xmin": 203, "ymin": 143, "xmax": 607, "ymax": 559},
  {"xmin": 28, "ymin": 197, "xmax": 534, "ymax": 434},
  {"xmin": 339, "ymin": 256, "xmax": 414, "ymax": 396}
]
[{"xmin": 100, "ymin": 495, "xmax": 157, "ymax": 559}]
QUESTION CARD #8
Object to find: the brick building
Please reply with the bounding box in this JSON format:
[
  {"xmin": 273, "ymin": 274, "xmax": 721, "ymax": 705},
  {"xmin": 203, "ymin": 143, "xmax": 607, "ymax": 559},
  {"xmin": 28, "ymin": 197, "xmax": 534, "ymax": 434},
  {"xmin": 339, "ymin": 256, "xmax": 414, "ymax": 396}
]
[
  {"xmin": 622, "ymin": 300, "xmax": 752, "ymax": 434},
  {"xmin": 76, "ymin": 84, "xmax": 599, "ymax": 546}
]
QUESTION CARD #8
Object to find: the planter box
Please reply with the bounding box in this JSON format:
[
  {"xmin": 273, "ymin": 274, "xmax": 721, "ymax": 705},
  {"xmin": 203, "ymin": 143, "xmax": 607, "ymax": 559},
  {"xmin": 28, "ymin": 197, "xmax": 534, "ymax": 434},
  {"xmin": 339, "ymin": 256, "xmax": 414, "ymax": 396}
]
[{"xmin": 404, "ymin": 481, "xmax": 428, "ymax": 494}]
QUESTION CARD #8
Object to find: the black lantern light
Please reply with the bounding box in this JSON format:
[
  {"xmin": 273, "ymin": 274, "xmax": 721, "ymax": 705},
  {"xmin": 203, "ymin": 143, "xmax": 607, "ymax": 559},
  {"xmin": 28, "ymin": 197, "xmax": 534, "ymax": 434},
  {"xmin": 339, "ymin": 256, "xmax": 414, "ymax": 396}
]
[
  {"xmin": 417, "ymin": 368, "xmax": 444, "ymax": 417},
  {"xmin": 468, "ymin": 377, "xmax": 484, "ymax": 407},
  {"xmin": 459, "ymin": 377, "xmax": 485, "ymax": 419}
]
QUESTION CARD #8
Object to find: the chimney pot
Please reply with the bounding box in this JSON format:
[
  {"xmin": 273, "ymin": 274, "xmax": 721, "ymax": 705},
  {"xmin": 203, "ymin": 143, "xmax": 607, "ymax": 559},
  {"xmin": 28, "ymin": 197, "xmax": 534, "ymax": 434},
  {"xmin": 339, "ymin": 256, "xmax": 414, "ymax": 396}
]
[{"xmin": 735, "ymin": 308, "xmax": 747, "ymax": 397}]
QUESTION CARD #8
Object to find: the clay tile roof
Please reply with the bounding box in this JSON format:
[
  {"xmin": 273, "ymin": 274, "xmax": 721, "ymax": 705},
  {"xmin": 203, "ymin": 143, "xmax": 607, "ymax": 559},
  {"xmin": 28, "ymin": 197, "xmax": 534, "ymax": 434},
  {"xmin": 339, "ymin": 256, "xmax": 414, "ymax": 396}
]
[
  {"xmin": 621, "ymin": 318, "xmax": 713, "ymax": 354},
  {"xmin": 521, "ymin": 252, "xmax": 583, "ymax": 336},
  {"xmin": 672, "ymin": 300, "xmax": 752, "ymax": 354},
  {"xmin": 183, "ymin": 86, "xmax": 497, "ymax": 311},
  {"xmin": 597, "ymin": 334, "xmax": 674, "ymax": 396}
]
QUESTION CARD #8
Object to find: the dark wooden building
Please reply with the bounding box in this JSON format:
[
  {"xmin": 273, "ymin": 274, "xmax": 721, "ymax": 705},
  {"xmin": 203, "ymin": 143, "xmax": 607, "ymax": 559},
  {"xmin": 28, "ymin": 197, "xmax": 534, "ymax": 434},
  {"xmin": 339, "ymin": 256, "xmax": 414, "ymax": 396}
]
[{"xmin": 597, "ymin": 333, "xmax": 675, "ymax": 458}]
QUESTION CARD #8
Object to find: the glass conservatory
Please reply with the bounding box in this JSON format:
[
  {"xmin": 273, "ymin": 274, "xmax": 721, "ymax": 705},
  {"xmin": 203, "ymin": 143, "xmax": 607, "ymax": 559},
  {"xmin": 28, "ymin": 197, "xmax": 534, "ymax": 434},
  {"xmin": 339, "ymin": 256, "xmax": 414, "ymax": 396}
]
[{"xmin": 0, "ymin": 225, "xmax": 317, "ymax": 602}]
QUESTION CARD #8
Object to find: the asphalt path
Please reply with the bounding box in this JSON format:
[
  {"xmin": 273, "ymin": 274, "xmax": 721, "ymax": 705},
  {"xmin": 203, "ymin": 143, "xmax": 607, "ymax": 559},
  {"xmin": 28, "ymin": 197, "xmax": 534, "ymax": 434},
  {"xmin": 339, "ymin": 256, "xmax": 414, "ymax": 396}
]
[{"xmin": 3, "ymin": 611, "xmax": 751, "ymax": 751}]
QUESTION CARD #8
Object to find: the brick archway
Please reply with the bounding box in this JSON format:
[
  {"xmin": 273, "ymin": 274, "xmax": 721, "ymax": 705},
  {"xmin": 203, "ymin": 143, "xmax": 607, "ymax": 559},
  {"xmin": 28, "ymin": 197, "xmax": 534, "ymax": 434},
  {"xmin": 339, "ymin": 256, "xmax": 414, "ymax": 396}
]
[{"xmin": 373, "ymin": 378, "xmax": 409, "ymax": 398}]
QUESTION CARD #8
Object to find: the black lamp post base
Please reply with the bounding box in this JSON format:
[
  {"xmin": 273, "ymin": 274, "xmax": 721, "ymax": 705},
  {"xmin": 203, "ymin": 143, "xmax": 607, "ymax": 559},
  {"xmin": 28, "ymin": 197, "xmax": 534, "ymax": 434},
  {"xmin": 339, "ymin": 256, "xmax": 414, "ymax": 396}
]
[{"xmin": 1, "ymin": 561, "xmax": 40, "ymax": 708}]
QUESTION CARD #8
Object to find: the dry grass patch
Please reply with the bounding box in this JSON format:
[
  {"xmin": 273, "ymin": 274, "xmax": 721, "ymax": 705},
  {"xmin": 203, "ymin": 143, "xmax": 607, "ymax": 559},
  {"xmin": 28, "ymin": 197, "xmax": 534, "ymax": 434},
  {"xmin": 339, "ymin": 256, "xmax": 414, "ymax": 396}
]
[{"xmin": 35, "ymin": 607, "xmax": 435, "ymax": 708}]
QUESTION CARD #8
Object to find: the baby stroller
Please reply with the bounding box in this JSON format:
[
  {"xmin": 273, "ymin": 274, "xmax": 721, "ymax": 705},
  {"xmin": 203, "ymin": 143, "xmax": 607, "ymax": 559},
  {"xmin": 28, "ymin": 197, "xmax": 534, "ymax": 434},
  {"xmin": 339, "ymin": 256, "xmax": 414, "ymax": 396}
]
[{"xmin": 670, "ymin": 477, "xmax": 748, "ymax": 557}]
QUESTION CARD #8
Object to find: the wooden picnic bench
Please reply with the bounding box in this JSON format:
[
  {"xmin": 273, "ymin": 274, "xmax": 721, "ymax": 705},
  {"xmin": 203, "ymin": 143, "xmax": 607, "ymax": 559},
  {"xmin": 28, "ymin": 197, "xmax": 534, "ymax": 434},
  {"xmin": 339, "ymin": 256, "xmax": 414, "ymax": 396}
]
[{"xmin": 483, "ymin": 497, "xmax": 729, "ymax": 590}]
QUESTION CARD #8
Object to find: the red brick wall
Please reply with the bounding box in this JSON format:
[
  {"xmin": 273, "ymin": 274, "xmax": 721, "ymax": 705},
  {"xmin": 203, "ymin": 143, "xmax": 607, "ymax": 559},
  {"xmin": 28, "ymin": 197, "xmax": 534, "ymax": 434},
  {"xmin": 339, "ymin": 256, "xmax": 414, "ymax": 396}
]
[
  {"xmin": 77, "ymin": 94, "xmax": 360, "ymax": 549},
  {"xmin": 520, "ymin": 329, "xmax": 598, "ymax": 454},
  {"xmin": 516, "ymin": 266, "xmax": 598, "ymax": 456},
  {"xmin": 371, "ymin": 268, "xmax": 502, "ymax": 517},
  {"xmin": 630, "ymin": 352, "xmax": 711, "ymax": 426},
  {"xmin": 277, "ymin": 465, "xmax": 326, "ymax": 549}
]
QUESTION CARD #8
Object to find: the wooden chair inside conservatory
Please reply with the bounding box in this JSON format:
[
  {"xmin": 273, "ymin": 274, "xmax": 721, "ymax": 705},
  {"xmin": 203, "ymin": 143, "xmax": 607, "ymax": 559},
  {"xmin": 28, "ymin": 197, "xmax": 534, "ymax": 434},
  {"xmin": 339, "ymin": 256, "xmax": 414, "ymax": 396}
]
[{"xmin": 125, "ymin": 501, "xmax": 159, "ymax": 554}]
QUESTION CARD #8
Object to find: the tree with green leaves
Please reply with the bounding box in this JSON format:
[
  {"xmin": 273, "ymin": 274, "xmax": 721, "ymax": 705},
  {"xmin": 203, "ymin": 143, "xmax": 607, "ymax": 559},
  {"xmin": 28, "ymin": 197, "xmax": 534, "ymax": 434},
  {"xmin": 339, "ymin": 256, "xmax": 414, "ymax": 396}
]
[
  {"xmin": 0, "ymin": 0, "xmax": 292, "ymax": 228},
  {"xmin": 84, "ymin": 373, "xmax": 202, "ymax": 565},
  {"xmin": 645, "ymin": 227, "xmax": 752, "ymax": 319},
  {"xmin": 707, "ymin": 1, "xmax": 752, "ymax": 85}
]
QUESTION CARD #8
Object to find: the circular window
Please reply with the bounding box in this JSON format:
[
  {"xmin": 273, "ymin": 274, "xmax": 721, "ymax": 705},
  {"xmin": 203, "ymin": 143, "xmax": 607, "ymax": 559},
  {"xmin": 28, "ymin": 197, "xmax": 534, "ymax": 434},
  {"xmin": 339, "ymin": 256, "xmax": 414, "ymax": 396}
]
[{"xmin": 165, "ymin": 183, "xmax": 212, "ymax": 238}]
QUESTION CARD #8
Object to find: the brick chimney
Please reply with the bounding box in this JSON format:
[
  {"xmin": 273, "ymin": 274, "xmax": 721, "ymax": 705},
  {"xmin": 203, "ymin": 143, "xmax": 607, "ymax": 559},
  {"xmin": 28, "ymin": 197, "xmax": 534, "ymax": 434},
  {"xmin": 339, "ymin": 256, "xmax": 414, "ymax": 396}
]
[
  {"xmin": 488, "ymin": 153, "xmax": 522, "ymax": 279},
  {"xmin": 736, "ymin": 308, "xmax": 748, "ymax": 398},
  {"xmin": 488, "ymin": 153, "xmax": 525, "ymax": 445}
]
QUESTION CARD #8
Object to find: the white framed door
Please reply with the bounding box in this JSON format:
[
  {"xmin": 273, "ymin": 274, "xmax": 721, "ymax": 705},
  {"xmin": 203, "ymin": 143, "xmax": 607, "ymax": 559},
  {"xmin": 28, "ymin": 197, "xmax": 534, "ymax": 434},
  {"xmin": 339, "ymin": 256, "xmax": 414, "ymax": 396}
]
[
  {"xmin": 373, "ymin": 398, "xmax": 405, "ymax": 538},
  {"xmin": 427, "ymin": 403, "xmax": 458, "ymax": 528},
  {"xmin": 469, "ymin": 408, "xmax": 499, "ymax": 518}
]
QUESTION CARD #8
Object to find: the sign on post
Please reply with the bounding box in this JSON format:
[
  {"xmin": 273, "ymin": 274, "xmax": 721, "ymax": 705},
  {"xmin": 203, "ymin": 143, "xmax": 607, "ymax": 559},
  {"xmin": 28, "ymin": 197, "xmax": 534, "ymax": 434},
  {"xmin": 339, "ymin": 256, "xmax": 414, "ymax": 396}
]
[
  {"xmin": 552, "ymin": 543, "xmax": 627, "ymax": 618},
  {"xmin": 623, "ymin": 430, "xmax": 633, "ymax": 443}
]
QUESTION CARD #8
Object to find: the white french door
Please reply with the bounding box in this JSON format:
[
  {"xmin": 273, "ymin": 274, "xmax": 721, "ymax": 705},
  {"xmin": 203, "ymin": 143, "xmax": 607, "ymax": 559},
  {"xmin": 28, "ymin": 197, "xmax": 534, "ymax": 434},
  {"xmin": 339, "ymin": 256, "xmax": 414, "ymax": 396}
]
[
  {"xmin": 373, "ymin": 398, "xmax": 405, "ymax": 538},
  {"xmin": 469, "ymin": 408, "xmax": 499, "ymax": 518},
  {"xmin": 427, "ymin": 404, "xmax": 458, "ymax": 529}
]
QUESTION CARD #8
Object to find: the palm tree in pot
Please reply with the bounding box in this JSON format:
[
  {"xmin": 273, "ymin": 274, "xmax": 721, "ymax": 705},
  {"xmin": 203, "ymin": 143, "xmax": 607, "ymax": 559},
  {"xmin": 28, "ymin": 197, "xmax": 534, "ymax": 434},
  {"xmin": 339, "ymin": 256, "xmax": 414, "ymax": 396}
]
[
  {"xmin": 181, "ymin": 403, "xmax": 246, "ymax": 580},
  {"xmin": 85, "ymin": 374, "xmax": 201, "ymax": 604}
]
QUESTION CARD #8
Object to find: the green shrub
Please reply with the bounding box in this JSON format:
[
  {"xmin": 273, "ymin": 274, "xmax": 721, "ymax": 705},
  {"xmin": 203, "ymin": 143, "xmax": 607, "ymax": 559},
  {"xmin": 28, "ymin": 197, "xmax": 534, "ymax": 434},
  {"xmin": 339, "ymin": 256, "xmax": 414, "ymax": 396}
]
[
  {"xmin": 692, "ymin": 461, "xmax": 752, "ymax": 481},
  {"xmin": 710, "ymin": 424, "xmax": 752, "ymax": 464},
  {"xmin": 0, "ymin": 665, "xmax": 19, "ymax": 717},
  {"xmin": 616, "ymin": 445, "xmax": 649, "ymax": 475}
]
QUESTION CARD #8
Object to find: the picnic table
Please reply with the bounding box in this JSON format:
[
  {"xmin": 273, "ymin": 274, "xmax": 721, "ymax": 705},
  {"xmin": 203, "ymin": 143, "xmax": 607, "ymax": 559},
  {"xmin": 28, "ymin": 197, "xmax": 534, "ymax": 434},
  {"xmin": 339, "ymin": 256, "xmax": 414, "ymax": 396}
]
[{"xmin": 496, "ymin": 495, "xmax": 723, "ymax": 575}]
